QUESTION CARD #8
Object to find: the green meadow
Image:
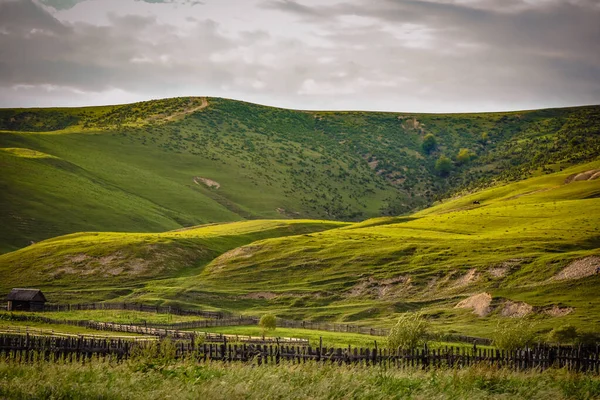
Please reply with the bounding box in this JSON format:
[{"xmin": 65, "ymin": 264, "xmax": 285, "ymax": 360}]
[
  {"xmin": 1, "ymin": 98, "xmax": 599, "ymax": 253},
  {"xmin": 1, "ymin": 358, "xmax": 598, "ymax": 400},
  {"xmin": 1, "ymin": 159, "xmax": 598, "ymax": 340},
  {"xmin": 1, "ymin": 97, "xmax": 599, "ymax": 346}
]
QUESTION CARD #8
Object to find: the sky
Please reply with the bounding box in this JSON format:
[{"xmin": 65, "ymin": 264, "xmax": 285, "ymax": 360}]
[{"xmin": 0, "ymin": 0, "xmax": 599, "ymax": 112}]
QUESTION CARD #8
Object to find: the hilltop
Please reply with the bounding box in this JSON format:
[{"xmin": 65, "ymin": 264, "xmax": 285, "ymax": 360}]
[
  {"xmin": 1, "ymin": 97, "xmax": 599, "ymax": 253},
  {"xmin": 1, "ymin": 162, "xmax": 598, "ymax": 338}
]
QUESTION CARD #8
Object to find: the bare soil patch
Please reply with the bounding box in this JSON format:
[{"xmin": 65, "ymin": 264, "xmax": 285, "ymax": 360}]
[
  {"xmin": 543, "ymin": 305, "xmax": 574, "ymax": 317},
  {"xmin": 500, "ymin": 300, "xmax": 533, "ymax": 317},
  {"xmin": 348, "ymin": 276, "xmax": 412, "ymax": 299},
  {"xmin": 455, "ymin": 292, "xmax": 492, "ymax": 317},
  {"xmin": 564, "ymin": 169, "xmax": 600, "ymax": 183},
  {"xmin": 194, "ymin": 177, "xmax": 220, "ymax": 189},
  {"xmin": 452, "ymin": 268, "xmax": 479, "ymax": 288},
  {"xmin": 554, "ymin": 256, "xmax": 600, "ymax": 281}
]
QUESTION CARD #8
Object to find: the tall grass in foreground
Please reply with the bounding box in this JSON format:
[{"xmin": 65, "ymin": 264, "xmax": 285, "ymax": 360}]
[{"xmin": 0, "ymin": 356, "xmax": 598, "ymax": 399}]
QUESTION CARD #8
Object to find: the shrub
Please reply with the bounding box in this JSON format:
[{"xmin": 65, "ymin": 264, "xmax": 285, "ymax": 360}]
[
  {"xmin": 259, "ymin": 314, "xmax": 277, "ymax": 334},
  {"xmin": 491, "ymin": 319, "xmax": 538, "ymax": 351},
  {"xmin": 422, "ymin": 134, "xmax": 437, "ymax": 154},
  {"xmin": 435, "ymin": 155, "xmax": 452, "ymax": 177},
  {"xmin": 387, "ymin": 312, "xmax": 430, "ymax": 350},
  {"xmin": 547, "ymin": 325, "xmax": 578, "ymax": 344},
  {"xmin": 456, "ymin": 148, "xmax": 476, "ymax": 165}
]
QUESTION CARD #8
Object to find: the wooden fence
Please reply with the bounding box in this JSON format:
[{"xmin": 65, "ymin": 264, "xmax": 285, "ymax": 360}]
[
  {"xmin": 1, "ymin": 315, "xmax": 308, "ymax": 345},
  {"xmin": 2, "ymin": 302, "xmax": 492, "ymax": 345},
  {"xmin": 43, "ymin": 302, "xmax": 226, "ymax": 319},
  {"xmin": 1, "ymin": 334, "xmax": 598, "ymax": 373},
  {"xmin": 275, "ymin": 318, "xmax": 492, "ymax": 345}
]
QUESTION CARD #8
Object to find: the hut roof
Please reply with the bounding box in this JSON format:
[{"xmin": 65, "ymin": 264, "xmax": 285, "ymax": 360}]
[{"xmin": 6, "ymin": 288, "xmax": 47, "ymax": 302}]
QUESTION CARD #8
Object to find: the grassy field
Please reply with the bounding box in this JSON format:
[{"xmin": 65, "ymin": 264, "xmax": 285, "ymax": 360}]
[
  {"xmin": 1, "ymin": 97, "xmax": 599, "ymax": 253},
  {"xmin": 0, "ymin": 219, "xmax": 346, "ymax": 301},
  {"xmin": 0, "ymin": 357, "xmax": 598, "ymax": 400},
  {"xmin": 2, "ymin": 310, "xmax": 205, "ymax": 325},
  {"xmin": 0, "ymin": 162, "xmax": 598, "ymax": 340},
  {"xmin": 0, "ymin": 320, "xmax": 142, "ymax": 337}
]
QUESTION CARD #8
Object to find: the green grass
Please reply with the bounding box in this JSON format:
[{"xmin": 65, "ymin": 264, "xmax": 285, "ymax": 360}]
[
  {"xmin": 0, "ymin": 219, "xmax": 346, "ymax": 298},
  {"xmin": 2, "ymin": 310, "xmax": 204, "ymax": 325},
  {"xmin": 0, "ymin": 320, "xmax": 141, "ymax": 337},
  {"xmin": 0, "ymin": 357, "xmax": 598, "ymax": 399},
  {"xmin": 1, "ymin": 97, "xmax": 599, "ymax": 253},
  {"xmin": 0, "ymin": 152, "xmax": 599, "ymax": 340},
  {"xmin": 198, "ymin": 325, "xmax": 382, "ymax": 348}
]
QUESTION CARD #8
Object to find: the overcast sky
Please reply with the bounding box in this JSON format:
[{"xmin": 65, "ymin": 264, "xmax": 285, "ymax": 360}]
[{"xmin": 0, "ymin": 0, "xmax": 599, "ymax": 112}]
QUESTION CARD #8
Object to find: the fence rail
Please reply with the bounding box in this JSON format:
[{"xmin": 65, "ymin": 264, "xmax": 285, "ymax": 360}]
[
  {"xmin": 42, "ymin": 302, "xmax": 226, "ymax": 319},
  {"xmin": 1, "ymin": 334, "xmax": 598, "ymax": 373},
  {"xmin": 1, "ymin": 315, "xmax": 307, "ymax": 345},
  {"xmin": 2, "ymin": 302, "xmax": 492, "ymax": 345}
]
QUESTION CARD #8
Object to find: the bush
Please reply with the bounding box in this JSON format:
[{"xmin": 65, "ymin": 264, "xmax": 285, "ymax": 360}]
[
  {"xmin": 259, "ymin": 314, "xmax": 277, "ymax": 334},
  {"xmin": 547, "ymin": 325, "xmax": 578, "ymax": 344},
  {"xmin": 456, "ymin": 148, "xmax": 476, "ymax": 165},
  {"xmin": 491, "ymin": 319, "xmax": 538, "ymax": 351},
  {"xmin": 422, "ymin": 134, "xmax": 437, "ymax": 154},
  {"xmin": 435, "ymin": 155, "xmax": 452, "ymax": 177},
  {"xmin": 387, "ymin": 312, "xmax": 430, "ymax": 350}
]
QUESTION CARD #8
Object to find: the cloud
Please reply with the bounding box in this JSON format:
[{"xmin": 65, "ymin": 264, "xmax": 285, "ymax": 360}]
[{"xmin": 0, "ymin": 0, "xmax": 598, "ymax": 111}]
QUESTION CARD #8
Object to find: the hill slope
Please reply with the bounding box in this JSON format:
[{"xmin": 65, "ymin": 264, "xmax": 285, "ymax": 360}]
[
  {"xmin": 1, "ymin": 97, "xmax": 599, "ymax": 253},
  {"xmin": 1, "ymin": 163, "xmax": 598, "ymax": 337}
]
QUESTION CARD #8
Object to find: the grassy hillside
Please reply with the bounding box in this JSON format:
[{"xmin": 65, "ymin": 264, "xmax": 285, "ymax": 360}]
[
  {"xmin": 1, "ymin": 97, "xmax": 599, "ymax": 253},
  {"xmin": 0, "ymin": 220, "xmax": 346, "ymax": 302},
  {"xmin": 1, "ymin": 163, "xmax": 598, "ymax": 338},
  {"xmin": 187, "ymin": 161, "xmax": 599, "ymax": 333}
]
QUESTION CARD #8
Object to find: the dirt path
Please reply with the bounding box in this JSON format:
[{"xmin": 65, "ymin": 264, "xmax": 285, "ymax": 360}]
[{"xmin": 164, "ymin": 97, "xmax": 209, "ymax": 121}]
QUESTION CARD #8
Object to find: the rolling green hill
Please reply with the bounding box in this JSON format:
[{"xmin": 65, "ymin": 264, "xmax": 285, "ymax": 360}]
[
  {"xmin": 1, "ymin": 162, "xmax": 598, "ymax": 338},
  {"xmin": 1, "ymin": 97, "xmax": 599, "ymax": 253}
]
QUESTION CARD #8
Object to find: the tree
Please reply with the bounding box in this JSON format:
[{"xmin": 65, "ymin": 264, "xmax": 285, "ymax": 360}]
[
  {"xmin": 258, "ymin": 314, "xmax": 276, "ymax": 335},
  {"xmin": 456, "ymin": 148, "xmax": 475, "ymax": 166},
  {"xmin": 387, "ymin": 312, "xmax": 430, "ymax": 350},
  {"xmin": 422, "ymin": 134, "xmax": 437, "ymax": 154},
  {"xmin": 435, "ymin": 155, "xmax": 452, "ymax": 177}
]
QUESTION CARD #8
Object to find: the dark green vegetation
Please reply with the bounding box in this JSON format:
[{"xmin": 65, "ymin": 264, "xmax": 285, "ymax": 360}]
[
  {"xmin": 1, "ymin": 358, "xmax": 598, "ymax": 399},
  {"xmin": 1, "ymin": 97, "xmax": 599, "ymax": 253}
]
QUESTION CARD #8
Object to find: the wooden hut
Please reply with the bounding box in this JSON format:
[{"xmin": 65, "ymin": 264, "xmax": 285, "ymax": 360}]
[{"xmin": 6, "ymin": 288, "xmax": 47, "ymax": 311}]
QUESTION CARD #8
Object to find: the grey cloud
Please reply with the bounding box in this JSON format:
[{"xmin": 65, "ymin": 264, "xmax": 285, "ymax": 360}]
[
  {"xmin": 0, "ymin": 0, "xmax": 598, "ymax": 111},
  {"xmin": 0, "ymin": 1, "xmax": 233, "ymax": 95},
  {"xmin": 38, "ymin": 0, "xmax": 203, "ymax": 10}
]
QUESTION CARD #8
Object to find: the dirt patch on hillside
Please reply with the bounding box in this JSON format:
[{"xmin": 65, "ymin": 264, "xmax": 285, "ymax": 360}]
[
  {"xmin": 50, "ymin": 245, "xmax": 204, "ymax": 279},
  {"xmin": 488, "ymin": 259, "xmax": 523, "ymax": 278},
  {"xmin": 194, "ymin": 177, "xmax": 220, "ymax": 189},
  {"xmin": 453, "ymin": 269, "xmax": 480, "ymax": 288},
  {"xmin": 455, "ymin": 292, "xmax": 492, "ymax": 317},
  {"xmin": 554, "ymin": 256, "xmax": 600, "ymax": 281},
  {"xmin": 543, "ymin": 305, "xmax": 574, "ymax": 317},
  {"xmin": 488, "ymin": 267, "xmax": 508, "ymax": 278},
  {"xmin": 565, "ymin": 169, "xmax": 600, "ymax": 183},
  {"xmin": 500, "ymin": 300, "xmax": 533, "ymax": 317},
  {"xmin": 348, "ymin": 276, "xmax": 412, "ymax": 299}
]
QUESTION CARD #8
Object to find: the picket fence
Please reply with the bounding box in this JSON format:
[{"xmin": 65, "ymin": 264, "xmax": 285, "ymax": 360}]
[{"xmin": 1, "ymin": 334, "xmax": 598, "ymax": 373}]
